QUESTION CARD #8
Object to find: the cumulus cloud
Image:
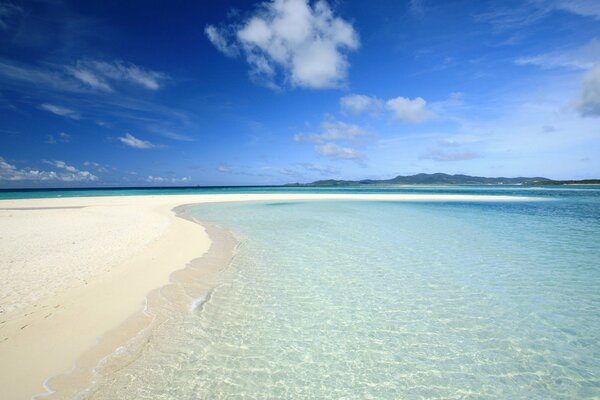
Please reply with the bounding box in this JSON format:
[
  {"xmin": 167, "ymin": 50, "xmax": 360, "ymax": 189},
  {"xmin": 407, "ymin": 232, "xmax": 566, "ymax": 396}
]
[
  {"xmin": 68, "ymin": 60, "xmax": 168, "ymax": 91},
  {"xmin": 294, "ymin": 118, "xmax": 366, "ymax": 161},
  {"xmin": 0, "ymin": 157, "xmax": 97, "ymax": 182},
  {"xmin": 577, "ymin": 64, "xmax": 600, "ymax": 116},
  {"xmin": 40, "ymin": 103, "xmax": 80, "ymax": 119},
  {"xmin": 205, "ymin": 0, "xmax": 360, "ymax": 89},
  {"xmin": 386, "ymin": 96, "xmax": 436, "ymax": 123},
  {"xmin": 340, "ymin": 93, "xmax": 437, "ymax": 123},
  {"xmin": 118, "ymin": 133, "xmax": 159, "ymax": 149},
  {"xmin": 146, "ymin": 175, "xmax": 191, "ymax": 184}
]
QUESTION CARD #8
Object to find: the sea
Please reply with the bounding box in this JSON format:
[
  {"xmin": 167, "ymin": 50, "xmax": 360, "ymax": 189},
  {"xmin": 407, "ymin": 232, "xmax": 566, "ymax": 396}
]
[{"xmin": 3, "ymin": 185, "xmax": 599, "ymax": 399}]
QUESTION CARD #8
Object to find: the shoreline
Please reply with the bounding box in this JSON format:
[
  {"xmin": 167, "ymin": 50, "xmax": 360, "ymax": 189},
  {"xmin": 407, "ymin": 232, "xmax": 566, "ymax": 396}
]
[{"xmin": 0, "ymin": 193, "xmax": 542, "ymax": 399}]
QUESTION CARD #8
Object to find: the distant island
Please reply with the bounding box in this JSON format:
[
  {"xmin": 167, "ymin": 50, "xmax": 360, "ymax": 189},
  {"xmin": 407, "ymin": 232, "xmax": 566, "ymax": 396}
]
[{"xmin": 286, "ymin": 173, "xmax": 600, "ymax": 186}]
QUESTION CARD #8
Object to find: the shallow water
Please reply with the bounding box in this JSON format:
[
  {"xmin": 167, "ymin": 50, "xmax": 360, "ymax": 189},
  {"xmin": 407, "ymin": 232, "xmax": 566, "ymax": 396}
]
[{"xmin": 89, "ymin": 189, "xmax": 600, "ymax": 399}]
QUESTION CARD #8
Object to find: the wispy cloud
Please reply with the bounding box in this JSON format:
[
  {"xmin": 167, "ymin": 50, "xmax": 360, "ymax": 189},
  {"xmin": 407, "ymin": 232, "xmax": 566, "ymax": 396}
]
[
  {"xmin": 83, "ymin": 161, "xmax": 109, "ymax": 173},
  {"xmin": 0, "ymin": 157, "xmax": 97, "ymax": 182},
  {"xmin": 294, "ymin": 119, "xmax": 368, "ymax": 144},
  {"xmin": 68, "ymin": 60, "xmax": 168, "ymax": 91},
  {"xmin": 205, "ymin": 0, "xmax": 360, "ymax": 89},
  {"xmin": 315, "ymin": 142, "xmax": 363, "ymax": 160},
  {"xmin": 0, "ymin": 58, "xmax": 168, "ymax": 94},
  {"xmin": 118, "ymin": 133, "xmax": 160, "ymax": 149},
  {"xmin": 409, "ymin": 0, "xmax": 425, "ymax": 17},
  {"xmin": 577, "ymin": 64, "xmax": 600, "ymax": 116},
  {"xmin": 0, "ymin": 60, "xmax": 86, "ymax": 93},
  {"xmin": 340, "ymin": 94, "xmax": 383, "ymax": 115},
  {"xmin": 515, "ymin": 38, "xmax": 600, "ymax": 70},
  {"xmin": 39, "ymin": 103, "xmax": 80, "ymax": 119},
  {"xmin": 45, "ymin": 132, "xmax": 71, "ymax": 144},
  {"xmin": 298, "ymin": 162, "xmax": 339, "ymax": 176},
  {"xmin": 146, "ymin": 175, "xmax": 191, "ymax": 184},
  {"xmin": 0, "ymin": 2, "xmax": 23, "ymax": 31}
]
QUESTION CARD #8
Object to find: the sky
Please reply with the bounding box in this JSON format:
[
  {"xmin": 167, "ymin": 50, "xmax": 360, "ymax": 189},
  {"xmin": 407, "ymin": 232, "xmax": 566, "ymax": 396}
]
[{"xmin": 1, "ymin": 0, "xmax": 599, "ymax": 187}]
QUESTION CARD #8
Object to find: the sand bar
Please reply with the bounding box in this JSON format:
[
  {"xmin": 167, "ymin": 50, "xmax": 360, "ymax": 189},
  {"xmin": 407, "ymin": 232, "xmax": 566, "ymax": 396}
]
[{"xmin": 0, "ymin": 193, "xmax": 539, "ymax": 399}]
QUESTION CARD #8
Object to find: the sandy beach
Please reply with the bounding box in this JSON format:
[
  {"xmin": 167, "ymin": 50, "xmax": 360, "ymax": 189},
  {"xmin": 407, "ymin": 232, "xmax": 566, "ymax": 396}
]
[{"xmin": 0, "ymin": 193, "xmax": 536, "ymax": 399}]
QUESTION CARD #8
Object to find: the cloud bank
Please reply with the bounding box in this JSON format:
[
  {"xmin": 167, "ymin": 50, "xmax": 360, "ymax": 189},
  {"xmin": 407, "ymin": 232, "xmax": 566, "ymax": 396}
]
[
  {"xmin": 0, "ymin": 157, "xmax": 97, "ymax": 182},
  {"xmin": 205, "ymin": 0, "xmax": 360, "ymax": 89}
]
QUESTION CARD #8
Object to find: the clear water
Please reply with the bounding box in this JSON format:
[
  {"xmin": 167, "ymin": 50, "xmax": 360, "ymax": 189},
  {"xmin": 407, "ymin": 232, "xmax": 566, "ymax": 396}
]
[
  {"xmin": 87, "ymin": 188, "xmax": 600, "ymax": 399},
  {"xmin": 2, "ymin": 183, "xmax": 600, "ymax": 200}
]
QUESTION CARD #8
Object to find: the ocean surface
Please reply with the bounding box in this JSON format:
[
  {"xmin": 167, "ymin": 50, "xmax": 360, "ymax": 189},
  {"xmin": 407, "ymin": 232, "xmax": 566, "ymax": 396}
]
[{"xmin": 9, "ymin": 185, "xmax": 598, "ymax": 399}]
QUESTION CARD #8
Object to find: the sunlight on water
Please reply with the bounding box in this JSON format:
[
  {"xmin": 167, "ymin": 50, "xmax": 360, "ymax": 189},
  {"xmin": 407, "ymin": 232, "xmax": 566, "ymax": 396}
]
[{"xmin": 90, "ymin": 191, "xmax": 600, "ymax": 399}]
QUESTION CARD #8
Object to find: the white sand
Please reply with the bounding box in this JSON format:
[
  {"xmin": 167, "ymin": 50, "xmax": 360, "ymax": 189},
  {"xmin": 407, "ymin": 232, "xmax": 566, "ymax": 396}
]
[{"xmin": 0, "ymin": 193, "xmax": 537, "ymax": 399}]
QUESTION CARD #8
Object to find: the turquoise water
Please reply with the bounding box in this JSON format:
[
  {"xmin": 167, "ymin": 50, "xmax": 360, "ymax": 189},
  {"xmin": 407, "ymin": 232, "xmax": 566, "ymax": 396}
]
[
  {"xmin": 1, "ymin": 184, "xmax": 600, "ymax": 200},
  {"xmin": 88, "ymin": 188, "xmax": 600, "ymax": 399}
]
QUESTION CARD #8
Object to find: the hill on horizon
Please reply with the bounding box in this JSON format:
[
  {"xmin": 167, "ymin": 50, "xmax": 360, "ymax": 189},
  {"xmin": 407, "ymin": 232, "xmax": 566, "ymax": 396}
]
[{"xmin": 286, "ymin": 173, "xmax": 552, "ymax": 186}]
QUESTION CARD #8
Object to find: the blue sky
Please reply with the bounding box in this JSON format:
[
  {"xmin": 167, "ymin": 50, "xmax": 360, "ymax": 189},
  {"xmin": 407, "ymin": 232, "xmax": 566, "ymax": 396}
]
[{"xmin": 1, "ymin": 0, "xmax": 599, "ymax": 187}]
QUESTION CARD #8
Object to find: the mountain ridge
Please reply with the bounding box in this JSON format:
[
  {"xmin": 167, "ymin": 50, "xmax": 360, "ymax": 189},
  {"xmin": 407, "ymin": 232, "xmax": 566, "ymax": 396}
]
[{"xmin": 286, "ymin": 173, "xmax": 552, "ymax": 186}]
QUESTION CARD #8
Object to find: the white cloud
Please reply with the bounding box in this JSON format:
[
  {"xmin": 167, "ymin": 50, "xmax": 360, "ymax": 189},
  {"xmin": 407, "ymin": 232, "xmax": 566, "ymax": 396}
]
[
  {"xmin": 68, "ymin": 60, "xmax": 168, "ymax": 91},
  {"xmin": 551, "ymin": 0, "xmax": 600, "ymax": 19},
  {"xmin": 340, "ymin": 94, "xmax": 383, "ymax": 114},
  {"xmin": 577, "ymin": 64, "xmax": 600, "ymax": 116},
  {"xmin": 69, "ymin": 67, "xmax": 112, "ymax": 92},
  {"xmin": 294, "ymin": 118, "xmax": 366, "ymax": 162},
  {"xmin": 83, "ymin": 161, "xmax": 109, "ymax": 173},
  {"xmin": 118, "ymin": 133, "xmax": 158, "ymax": 149},
  {"xmin": 205, "ymin": 25, "xmax": 239, "ymax": 57},
  {"xmin": 315, "ymin": 142, "xmax": 363, "ymax": 160},
  {"xmin": 146, "ymin": 175, "xmax": 191, "ymax": 184},
  {"xmin": 39, "ymin": 103, "xmax": 80, "ymax": 119},
  {"xmin": 206, "ymin": 0, "xmax": 360, "ymax": 89},
  {"xmin": 386, "ymin": 96, "xmax": 436, "ymax": 123},
  {"xmin": 0, "ymin": 157, "xmax": 97, "ymax": 182},
  {"xmin": 340, "ymin": 93, "xmax": 438, "ymax": 123},
  {"xmin": 515, "ymin": 38, "xmax": 600, "ymax": 70},
  {"xmin": 44, "ymin": 160, "xmax": 77, "ymax": 173},
  {"xmin": 295, "ymin": 119, "xmax": 368, "ymax": 144}
]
